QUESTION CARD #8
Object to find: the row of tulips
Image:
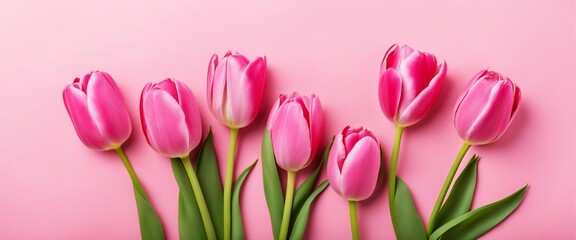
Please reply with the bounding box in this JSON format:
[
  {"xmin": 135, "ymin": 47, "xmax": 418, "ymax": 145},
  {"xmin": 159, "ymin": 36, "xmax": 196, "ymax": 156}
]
[{"xmin": 63, "ymin": 45, "xmax": 526, "ymax": 240}]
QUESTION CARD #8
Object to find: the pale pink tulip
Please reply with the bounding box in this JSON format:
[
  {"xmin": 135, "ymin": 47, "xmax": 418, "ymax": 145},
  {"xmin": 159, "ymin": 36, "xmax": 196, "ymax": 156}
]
[
  {"xmin": 454, "ymin": 70, "xmax": 521, "ymax": 145},
  {"xmin": 207, "ymin": 51, "xmax": 266, "ymax": 128},
  {"xmin": 140, "ymin": 78, "xmax": 202, "ymax": 158},
  {"xmin": 379, "ymin": 44, "xmax": 447, "ymax": 127},
  {"xmin": 267, "ymin": 93, "xmax": 323, "ymax": 172},
  {"xmin": 63, "ymin": 71, "xmax": 132, "ymax": 151},
  {"xmin": 327, "ymin": 126, "xmax": 381, "ymax": 201}
]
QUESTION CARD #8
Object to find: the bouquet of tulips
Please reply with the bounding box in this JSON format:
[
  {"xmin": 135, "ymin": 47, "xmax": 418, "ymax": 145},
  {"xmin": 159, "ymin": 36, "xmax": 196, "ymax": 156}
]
[{"xmin": 63, "ymin": 45, "xmax": 526, "ymax": 240}]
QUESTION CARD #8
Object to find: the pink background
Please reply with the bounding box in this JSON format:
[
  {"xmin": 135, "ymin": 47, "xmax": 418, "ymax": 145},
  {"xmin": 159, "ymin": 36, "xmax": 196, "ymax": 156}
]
[{"xmin": 1, "ymin": 0, "xmax": 574, "ymax": 239}]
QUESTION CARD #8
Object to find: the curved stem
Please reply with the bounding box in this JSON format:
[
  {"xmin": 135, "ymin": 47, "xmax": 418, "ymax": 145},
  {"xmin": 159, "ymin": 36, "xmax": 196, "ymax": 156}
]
[
  {"xmin": 181, "ymin": 156, "xmax": 216, "ymax": 240},
  {"xmin": 115, "ymin": 147, "xmax": 144, "ymax": 194},
  {"xmin": 349, "ymin": 201, "xmax": 360, "ymax": 240},
  {"xmin": 224, "ymin": 127, "xmax": 239, "ymax": 240},
  {"xmin": 427, "ymin": 142, "xmax": 471, "ymax": 235},
  {"xmin": 279, "ymin": 171, "xmax": 296, "ymax": 240},
  {"xmin": 388, "ymin": 126, "xmax": 404, "ymax": 216}
]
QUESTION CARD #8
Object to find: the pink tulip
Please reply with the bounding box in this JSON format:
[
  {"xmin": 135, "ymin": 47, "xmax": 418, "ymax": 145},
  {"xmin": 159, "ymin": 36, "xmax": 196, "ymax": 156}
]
[
  {"xmin": 267, "ymin": 93, "xmax": 323, "ymax": 172},
  {"xmin": 63, "ymin": 71, "xmax": 132, "ymax": 151},
  {"xmin": 327, "ymin": 126, "xmax": 381, "ymax": 201},
  {"xmin": 379, "ymin": 44, "xmax": 447, "ymax": 127},
  {"xmin": 454, "ymin": 70, "xmax": 521, "ymax": 145},
  {"xmin": 140, "ymin": 78, "xmax": 202, "ymax": 158},
  {"xmin": 207, "ymin": 51, "xmax": 267, "ymax": 129}
]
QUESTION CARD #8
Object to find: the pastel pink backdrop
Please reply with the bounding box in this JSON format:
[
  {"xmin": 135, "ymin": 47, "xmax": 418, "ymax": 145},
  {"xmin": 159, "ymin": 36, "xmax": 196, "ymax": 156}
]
[{"xmin": 0, "ymin": 0, "xmax": 574, "ymax": 239}]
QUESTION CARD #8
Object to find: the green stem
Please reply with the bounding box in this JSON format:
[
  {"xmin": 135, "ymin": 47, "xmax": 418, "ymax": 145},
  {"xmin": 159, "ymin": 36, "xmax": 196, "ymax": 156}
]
[
  {"xmin": 388, "ymin": 126, "xmax": 404, "ymax": 215},
  {"xmin": 349, "ymin": 201, "xmax": 360, "ymax": 240},
  {"xmin": 427, "ymin": 142, "xmax": 471, "ymax": 235},
  {"xmin": 115, "ymin": 147, "xmax": 145, "ymax": 195},
  {"xmin": 181, "ymin": 156, "xmax": 216, "ymax": 240},
  {"xmin": 224, "ymin": 127, "xmax": 239, "ymax": 240},
  {"xmin": 279, "ymin": 171, "xmax": 296, "ymax": 240}
]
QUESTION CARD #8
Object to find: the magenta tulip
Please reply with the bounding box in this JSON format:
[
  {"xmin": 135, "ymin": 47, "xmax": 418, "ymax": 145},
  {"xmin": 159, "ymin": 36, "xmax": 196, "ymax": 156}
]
[
  {"xmin": 207, "ymin": 51, "xmax": 267, "ymax": 129},
  {"xmin": 327, "ymin": 126, "xmax": 381, "ymax": 201},
  {"xmin": 63, "ymin": 71, "xmax": 132, "ymax": 151},
  {"xmin": 140, "ymin": 78, "xmax": 202, "ymax": 158},
  {"xmin": 379, "ymin": 44, "xmax": 447, "ymax": 127},
  {"xmin": 454, "ymin": 69, "xmax": 521, "ymax": 145},
  {"xmin": 267, "ymin": 93, "xmax": 323, "ymax": 172}
]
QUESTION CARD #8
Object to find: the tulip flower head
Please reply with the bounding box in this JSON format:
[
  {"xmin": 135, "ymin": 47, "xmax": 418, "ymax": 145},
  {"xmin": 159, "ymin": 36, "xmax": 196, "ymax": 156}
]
[
  {"xmin": 267, "ymin": 93, "xmax": 323, "ymax": 172},
  {"xmin": 327, "ymin": 126, "xmax": 381, "ymax": 201},
  {"xmin": 454, "ymin": 70, "xmax": 521, "ymax": 145},
  {"xmin": 207, "ymin": 51, "xmax": 267, "ymax": 129},
  {"xmin": 140, "ymin": 78, "xmax": 202, "ymax": 158},
  {"xmin": 379, "ymin": 44, "xmax": 447, "ymax": 127},
  {"xmin": 63, "ymin": 71, "xmax": 132, "ymax": 151}
]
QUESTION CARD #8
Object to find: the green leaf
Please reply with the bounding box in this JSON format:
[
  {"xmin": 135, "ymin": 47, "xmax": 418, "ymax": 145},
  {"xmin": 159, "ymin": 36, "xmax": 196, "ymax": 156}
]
[
  {"xmin": 391, "ymin": 177, "xmax": 427, "ymax": 240},
  {"xmin": 232, "ymin": 161, "xmax": 257, "ymax": 240},
  {"xmin": 132, "ymin": 184, "xmax": 166, "ymax": 240},
  {"xmin": 432, "ymin": 155, "xmax": 479, "ymax": 231},
  {"xmin": 288, "ymin": 180, "xmax": 329, "ymax": 240},
  {"xmin": 195, "ymin": 131, "xmax": 224, "ymax": 239},
  {"xmin": 430, "ymin": 185, "xmax": 528, "ymax": 240},
  {"xmin": 262, "ymin": 129, "xmax": 284, "ymax": 240},
  {"xmin": 291, "ymin": 137, "xmax": 334, "ymax": 220},
  {"xmin": 171, "ymin": 158, "xmax": 206, "ymax": 240}
]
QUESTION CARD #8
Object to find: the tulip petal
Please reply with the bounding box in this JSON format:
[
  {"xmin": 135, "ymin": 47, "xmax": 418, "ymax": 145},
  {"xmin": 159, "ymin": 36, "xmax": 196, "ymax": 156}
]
[
  {"xmin": 399, "ymin": 51, "xmax": 437, "ymax": 103},
  {"xmin": 266, "ymin": 94, "xmax": 287, "ymax": 130},
  {"xmin": 207, "ymin": 54, "xmax": 218, "ymax": 105},
  {"xmin": 327, "ymin": 133, "xmax": 345, "ymax": 196},
  {"xmin": 210, "ymin": 56, "xmax": 228, "ymax": 123},
  {"xmin": 63, "ymin": 86, "xmax": 111, "ymax": 150},
  {"xmin": 270, "ymin": 101, "xmax": 312, "ymax": 171},
  {"xmin": 227, "ymin": 56, "xmax": 266, "ymax": 128},
  {"xmin": 340, "ymin": 137, "xmax": 380, "ymax": 201},
  {"xmin": 174, "ymin": 80, "xmax": 203, "ymax": 151},
  {"xmin": 382, "ymin": 44, "xmax": 400, "ymax": 69},
  {"xmin": 456, "ymin": 80, "xmax": 515, "ymax": 145},
  {"xmin": 86, "ymin": 72, "xmax": 132, "ymax": 144},
  {"xmin": 398, "ymin": 60, "xmax": 447, "ymax": 126},
  {"xmin": 379, "ymin": 68, "xmax": 403, "ymax": 122},
  {"xmin": 140, "ymin": 83, "xmax": 153, "ymax": 145},
  {"xmin": 308, "ymin": 95, "xmax": 323, "ymax": 159},
  {"xmin": 143, "ymin": 89, "xmax": 190, "ymax": 157}
]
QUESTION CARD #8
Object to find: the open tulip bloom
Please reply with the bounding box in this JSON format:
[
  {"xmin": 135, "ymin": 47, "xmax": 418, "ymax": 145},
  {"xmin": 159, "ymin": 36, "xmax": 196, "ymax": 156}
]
[
  {"xmin": 140, "ymin": 78, "xmax": 216, "ymax": 239},
  {"xmin": 63, "ymin": 71, "xmax": 165, "ymax": 240},
  {"xmin": 327, "ymin": 126, "xmax": 382, "ymax": 240},
  {"xmin": 207, "ymin": 51, "xmax": 266, "ymax": 240}
]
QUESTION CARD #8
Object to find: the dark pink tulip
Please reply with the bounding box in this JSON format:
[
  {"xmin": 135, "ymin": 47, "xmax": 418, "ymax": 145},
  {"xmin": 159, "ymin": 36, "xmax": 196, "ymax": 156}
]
[
  {"xmin": 267, "ymin": 93, "xmax": 323, "ymax": 172},
  {"xmin": 454, "ymin": 70, "xmax": 521, "ymax": 145},
  {"xmin": 63, "ymin": 71, "xmax": 132, "ymax": 151},
  {"xmin": 379, "ymin": 44, "xmax": 447, "ymax": 127},
  {"xmin": 327, "ymin": 126, "xmax": 381, "ymax": 201},
  {"xmin": 207, "ymin": 51, "xmax": 267, "ymax": 129},
  {"xmin": 140, "ymin": 78, "xmax": 202, "ymax": 158}
]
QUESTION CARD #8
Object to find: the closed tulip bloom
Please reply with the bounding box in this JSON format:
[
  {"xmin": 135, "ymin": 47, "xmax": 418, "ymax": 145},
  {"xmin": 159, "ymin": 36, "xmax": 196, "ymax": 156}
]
[
  {"xmin": 140, "ymin": 78, "xmax": 202, "ymax": 158},
  {"xmin": 454, "ymin": 70, "xmax": 521, "ymax": 145},
  {"xmin": 327, "ymin": 126, "xmax": 381, "ymax": 201},
  {"xmin": 379, "ymin": 44, "xmax": 447, "ymax": 127},
  {"xmin": 207, "ymin": 51, "xmax": 267, "ymax": 129},
  {"xmin": 63, "ymin": 71, "xmax": 132, "ymax": 151},
  {"xmin": 267, "ymin": 93, "xmax": 323, "ymax": 172}
]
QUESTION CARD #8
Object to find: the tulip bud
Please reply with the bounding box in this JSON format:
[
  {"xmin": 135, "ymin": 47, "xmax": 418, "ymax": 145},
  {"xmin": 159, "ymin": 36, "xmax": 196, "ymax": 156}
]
[
  {"xmin": 63, "ymin": 71, "xmax": 132, "ymax": 151},
  {"xmin": 267, "ymin": 93, "xmax": 323, "ymax": 172},
  {"xmin": 140, "ymin": 78, "xmax": 202, "ymax": 158},
  {"xmin": 454, "ymin": 70, "xmax": 521, "ymax": 145},
  {"xmin": 207, "ymin": 51, "xmax": 267, "ymax": 129},
  {"xmin": 327, "ymin": 126, "xmax": 381, "ymax": 201},
  {"xmin": 379, "ymin": 44, "xmax": 447, "ymax": 127}
]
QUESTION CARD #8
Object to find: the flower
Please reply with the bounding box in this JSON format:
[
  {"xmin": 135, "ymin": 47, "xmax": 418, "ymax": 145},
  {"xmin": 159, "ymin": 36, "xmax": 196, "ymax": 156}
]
[
  {"xmin": 140, "ymin": 78, "xmax": 202, "ymax": 158},
  {"xmin": 454, "ymin": 69, "xmax": 521, "ymax": 145},
  {"xmin": 379, "ymin": 44, "xmax": 447, "ymax": 127},
  {"xmin": 207, "ymin": 51, "xmax": 267, "ymax": 128},
  {"xmin": 63, "ymin": 71, "xmax": 132, "ymax": 151},
  {"xmin": 267, "ymin": 93, "xmax": 323, "ymax": 172},
  {"xmin": 327, "ymin": 126, "xmax": 381, "ymax": 201}
]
